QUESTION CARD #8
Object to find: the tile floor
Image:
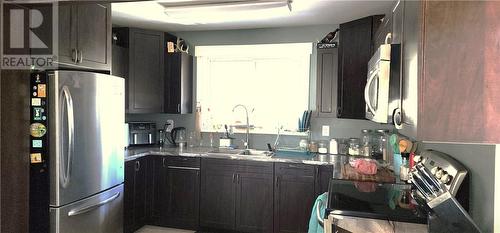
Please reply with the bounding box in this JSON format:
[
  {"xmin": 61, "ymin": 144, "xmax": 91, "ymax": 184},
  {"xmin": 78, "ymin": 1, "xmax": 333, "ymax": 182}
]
[{"xmin": 135, "ymin": 225, "xmax": 195, "ymax": 233}]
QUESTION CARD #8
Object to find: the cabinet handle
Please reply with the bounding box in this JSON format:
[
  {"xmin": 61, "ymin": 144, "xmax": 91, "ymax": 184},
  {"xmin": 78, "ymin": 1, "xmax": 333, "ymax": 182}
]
[
  {"xmin": 236, "ymin": 174, "xmax": 240, "ymax": 184},
  {"xmin": 78, "ymin": 49, "xmax": 83, "ymax": 63},
  {"xmin": 135, "ymin": 161, "xmax": 140, "ymax": 171},
  {"xmin": 177, "ymin": 104, "xmax": 181, "ymax": 113},
  {"xmin": 162, "ymin": 158, "xmax": 166, "ymax": 168},
  {"xmin": 232, "ymin": 173, "xmax": 236, "ymax": 183},
  {"xmin": 72, "ymin": 49, "xmax": 77, "ymax": 63},
  {"xmin": 275, "ymin": 176, "xmax": 280, "ymax": 188}
]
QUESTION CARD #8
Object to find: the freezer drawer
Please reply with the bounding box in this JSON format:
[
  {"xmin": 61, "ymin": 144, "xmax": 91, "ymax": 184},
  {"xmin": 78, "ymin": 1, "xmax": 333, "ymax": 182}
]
[{"xmin": 50, "ymin": 184, "xmax": 123, "ymax": 233}]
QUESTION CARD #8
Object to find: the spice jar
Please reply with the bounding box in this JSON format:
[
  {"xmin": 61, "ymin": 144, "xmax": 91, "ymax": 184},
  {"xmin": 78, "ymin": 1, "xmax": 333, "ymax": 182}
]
[
  {"xmin": 309, "ymin": 141, "xmax": 318, "ymax": 153},
  {"xmin": 360, "ymin": 129, "xmax": 373, "ymax": 157},
  {"xmin": 318, "ymin": 141, "xmax": 328, "ymax": 154},
  {"xmin": 348, "ymin": 138, "xmax": 360, "ymax": 156}
]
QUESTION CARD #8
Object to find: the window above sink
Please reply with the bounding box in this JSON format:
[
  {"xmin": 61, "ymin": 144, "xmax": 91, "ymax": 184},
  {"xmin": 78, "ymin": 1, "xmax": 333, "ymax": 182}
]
[{"xmin": 196, "ymin": 43, "xmax": 312, "ymax": 135}]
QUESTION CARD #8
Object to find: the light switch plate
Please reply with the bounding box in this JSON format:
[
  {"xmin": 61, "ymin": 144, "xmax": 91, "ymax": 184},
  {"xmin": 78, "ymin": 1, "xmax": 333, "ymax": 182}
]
[{"xmin": 322, "ymin": 125, "xmax": 330, "ymax": 137}]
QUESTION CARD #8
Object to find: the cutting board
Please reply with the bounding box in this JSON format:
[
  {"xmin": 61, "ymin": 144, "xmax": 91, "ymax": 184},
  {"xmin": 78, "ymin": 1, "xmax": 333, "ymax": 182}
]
[{"xmin": 342, "ymin": 164, "xmax": 396, "ymax": 183}]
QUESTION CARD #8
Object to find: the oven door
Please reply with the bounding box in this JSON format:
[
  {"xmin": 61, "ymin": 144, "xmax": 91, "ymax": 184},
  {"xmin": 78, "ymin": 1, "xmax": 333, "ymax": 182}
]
[{"xmin": 324, "ymin": 213, "xmax": 427, "ymax": 233}]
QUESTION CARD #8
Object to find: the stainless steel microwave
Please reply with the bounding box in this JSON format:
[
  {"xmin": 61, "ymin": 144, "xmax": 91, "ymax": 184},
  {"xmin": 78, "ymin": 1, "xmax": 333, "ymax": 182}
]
[{"xmin": 365, "ymin": 43, "xmax": 401, "ymax": 124}]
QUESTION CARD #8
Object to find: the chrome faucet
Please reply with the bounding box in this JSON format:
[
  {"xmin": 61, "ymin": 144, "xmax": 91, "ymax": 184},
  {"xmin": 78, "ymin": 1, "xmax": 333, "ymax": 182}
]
[{"xmin": 232, "ymin": 104, "xmax": 250, "ymax": 150}]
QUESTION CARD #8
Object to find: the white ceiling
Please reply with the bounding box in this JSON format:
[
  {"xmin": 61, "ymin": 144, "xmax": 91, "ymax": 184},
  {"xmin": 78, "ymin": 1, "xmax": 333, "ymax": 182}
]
[{"xmin": 112, "ymin": 0, "xmax": 393, "ymax": 32}]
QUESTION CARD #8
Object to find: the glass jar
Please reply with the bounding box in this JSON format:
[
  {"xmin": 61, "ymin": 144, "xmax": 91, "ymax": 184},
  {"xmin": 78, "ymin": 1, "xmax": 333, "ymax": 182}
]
[
  {"xmin": 309, "ymin": 141, "xmax": 318, "ymax": 153},
  {"xmin": 299, "ymin": 139, "xmax": 309, "ymax": 151},
  {"xmin": 318, "ymin": 141, "xmax": 328, "ymax": 154},
  {"xmin": 374, "ymin": 129, "xmax": 390, "ymax": 161},
  {"xmin": 360, "ymin": 129, "xmax": 373, "ymax": 157},
  {"xmin": 348, "ymin": 138, "xmax": 360, "ymax": 156}
]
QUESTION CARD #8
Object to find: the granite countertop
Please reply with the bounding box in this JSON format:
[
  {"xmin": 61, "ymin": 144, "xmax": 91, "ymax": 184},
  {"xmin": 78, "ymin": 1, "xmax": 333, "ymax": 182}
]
[{"xmin": 125, "ymin": 145, "xmax": 348, "ymax": 166}]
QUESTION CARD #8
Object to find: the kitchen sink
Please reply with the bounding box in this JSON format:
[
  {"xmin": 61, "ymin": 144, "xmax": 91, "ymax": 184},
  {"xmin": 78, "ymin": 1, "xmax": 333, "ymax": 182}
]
[{"xmin": 207, "ymin": 148, "xmax": 273, "ymax": 157}]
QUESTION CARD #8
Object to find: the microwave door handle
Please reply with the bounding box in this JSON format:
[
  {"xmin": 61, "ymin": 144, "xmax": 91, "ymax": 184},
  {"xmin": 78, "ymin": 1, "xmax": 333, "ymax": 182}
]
[{"xmin": 364, "ymin": 69, "xmax": 378, "ymax": 114}]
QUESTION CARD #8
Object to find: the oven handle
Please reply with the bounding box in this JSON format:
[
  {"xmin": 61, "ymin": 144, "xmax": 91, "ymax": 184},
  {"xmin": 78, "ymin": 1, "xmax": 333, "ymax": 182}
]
[
  {"xmin": 316, "ymin": 199, "xmax": 324, "ymax": 226},
  {"xmin": 364, "ymin": 68, "xmax": 378, "ymax": 115}
]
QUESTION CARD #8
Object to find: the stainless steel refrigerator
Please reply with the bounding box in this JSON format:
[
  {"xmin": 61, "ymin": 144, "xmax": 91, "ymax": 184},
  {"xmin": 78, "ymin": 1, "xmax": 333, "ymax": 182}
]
[{"xmin": 29, "ymin": 70, "xmax": 124, "ymax": 233}]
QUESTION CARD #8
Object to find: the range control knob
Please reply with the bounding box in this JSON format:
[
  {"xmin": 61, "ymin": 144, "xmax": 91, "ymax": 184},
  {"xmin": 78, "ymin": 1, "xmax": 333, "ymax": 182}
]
[
  {"xmin": 435, "ymin": 168, "xmax": 444, "ymax": 179},
  {"xmin": 413, "ymin": 155, "xmax": 422, "ymax": 164},
  {"xmin": 440, "ymin": 174, "xmax": 452, "ymax": 185},
  {"xmin": 431, "ymin": 167, "xmax": 439, "ymax": 175}
]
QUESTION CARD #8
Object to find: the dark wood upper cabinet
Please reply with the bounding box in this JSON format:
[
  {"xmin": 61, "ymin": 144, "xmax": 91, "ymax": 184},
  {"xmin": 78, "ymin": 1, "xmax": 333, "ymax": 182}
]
[
  {"xmin": 129, "ymin": 29, "xmax": 165, "ymax": 113},
  {"xmin": 316, "ymin": 47, "xmax": 339, "ymax": 118},
  {"xmin": 274, "ymin": 163, "xmax": 316, "ymax": 233},
  {"xmin": 165, "ymin": 52, "xmax": 193, "ymax": 114},
  {"xmin": 56, "ymin": 3, "xmax": 111, "ymax": 71},
  {"xmin": 112, "ymin": 28, "xmax": 165, "ymax": 113},
  {"xmin": 399, "ymin": 1, "xmax": 500, "ymax": 143},
  {"xmin": 337, "ymin": 15, "xmax": 383, "ymax": 119},
  {"xmin": 112, "ymin": 29, "xmax": 193, "ymax": 114}
]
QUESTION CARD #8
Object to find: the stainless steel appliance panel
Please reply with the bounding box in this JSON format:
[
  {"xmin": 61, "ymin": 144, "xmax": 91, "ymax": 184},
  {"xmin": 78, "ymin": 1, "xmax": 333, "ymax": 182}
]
[
  {"xmin": 49, "ymin": 71, "xmax": 125, "ymax": 207},
  {"xmin": 50, "ymin": 184, "xmax": 123, "ymax": 233}
]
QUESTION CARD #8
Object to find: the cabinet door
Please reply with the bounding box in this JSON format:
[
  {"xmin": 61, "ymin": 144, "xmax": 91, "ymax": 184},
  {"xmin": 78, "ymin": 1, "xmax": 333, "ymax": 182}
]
[
  {"xmin": 128, "ymin": 29, "xmax": 165, "ymax": 113},
  {"xmin": 133, "ymin": 157, "xmax": 148, "ymax": 231},
  {"xmin": 124, "ymin": 160, "xmax": 136, "ymax": 233},
  {"xmin": 165, "ymin": 166, "xmax": 200, "ymax": 229},
  {"xmin": 151, "ymin": 157, "xmax": 168, "ymax": 224},
  {"xmin": 337, "ymin": 16, "xmax": 376, "ymax": 119},
  {"xmin": 75, "ymin": 3, "xmax": 111, "ymax": 70},
  {"xmin": 57, "ymin": 4, "xmax": 77, "ymax": 65},
  {"xmin": 315, "ymin": 166, "xmax": 333, "ymax": 196},
  {"xmin": 235, "ymin": 172, "xmax": 273, "ymax": 233},
  {"xmin": 316, "ymin": 48, "xmax": 338, "ymax": 117},
  {"xmin": 165, "ymin": 53, "xmax": 193, "ymax": 114},
  {"xmin": 274, "ymin": 164, "xmax": 316, "ymax": 233},
  {"xmin": 200, "ymin": 168, "xmax": 236, "ymax": 229}
]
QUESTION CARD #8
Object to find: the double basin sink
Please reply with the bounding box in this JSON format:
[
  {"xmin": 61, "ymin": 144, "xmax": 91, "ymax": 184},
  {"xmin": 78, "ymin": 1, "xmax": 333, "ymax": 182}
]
[{"xmin": 206, "ymin": 148, "xmax": 274, "ymax": 160}]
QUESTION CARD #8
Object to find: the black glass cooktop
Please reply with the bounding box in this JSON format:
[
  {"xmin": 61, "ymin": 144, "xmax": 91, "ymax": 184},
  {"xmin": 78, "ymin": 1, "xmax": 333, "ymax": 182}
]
[{"xmin": 326, "ymin": 179, "xmax": 428, "ymax": 224}]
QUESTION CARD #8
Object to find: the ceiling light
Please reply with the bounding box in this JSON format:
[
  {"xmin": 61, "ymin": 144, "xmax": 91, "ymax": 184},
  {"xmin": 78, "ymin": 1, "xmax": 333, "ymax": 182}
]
[{"xmin": 160, "ymin": 0, "xmax": 293, "ymax": 12}]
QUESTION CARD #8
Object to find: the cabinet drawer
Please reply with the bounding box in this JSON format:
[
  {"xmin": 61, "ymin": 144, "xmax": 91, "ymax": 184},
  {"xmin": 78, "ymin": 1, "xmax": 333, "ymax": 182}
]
[
  {"xmin": 236, "ymin": 160, "xmax": 273, "ymax": 174},
  {"xmin": 275, "ymin": 163, "xmax": 315, "ymax": 177},
  {"xmin": 166, "ymin": 156, "xmax": 200, "ymax": 168}
]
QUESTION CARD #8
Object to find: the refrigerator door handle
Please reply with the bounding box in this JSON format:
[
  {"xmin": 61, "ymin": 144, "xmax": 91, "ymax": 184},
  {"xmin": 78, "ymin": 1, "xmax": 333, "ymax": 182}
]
[
  {"xmin": 67, "ymin": 192, "xmax": 121, "ymax": 217},
  {"xmin": 60, "ymin": 86, "xmax": 75, "ymax": 188}
]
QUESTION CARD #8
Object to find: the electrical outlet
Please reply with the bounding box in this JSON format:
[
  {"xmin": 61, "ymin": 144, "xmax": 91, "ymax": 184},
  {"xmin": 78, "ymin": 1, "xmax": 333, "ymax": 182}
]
[
  {"xmin": 165, "ymin": 119, "xmax": 174, "ymax": 132},
  {"xmin": 322, "ymin": 125, "xmax": 330, "ymax": 137}
]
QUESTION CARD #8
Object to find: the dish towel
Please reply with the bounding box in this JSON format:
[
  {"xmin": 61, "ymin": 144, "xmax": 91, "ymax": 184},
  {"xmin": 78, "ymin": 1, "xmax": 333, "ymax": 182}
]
[{"xmin": 308, "ymin": 192, "xmax": 328, "ymax": 233}]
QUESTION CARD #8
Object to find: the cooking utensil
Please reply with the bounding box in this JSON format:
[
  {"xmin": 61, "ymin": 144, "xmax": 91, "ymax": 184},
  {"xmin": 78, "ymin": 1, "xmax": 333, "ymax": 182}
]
[{"xmin": 389, "ymin": 134, "xmax": 399, "ymax": 154}]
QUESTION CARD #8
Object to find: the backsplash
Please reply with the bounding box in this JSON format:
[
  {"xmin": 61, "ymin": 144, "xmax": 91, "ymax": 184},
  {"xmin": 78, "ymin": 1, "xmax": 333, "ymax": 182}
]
[{"xmin": 126, "ymin": 113, "xmax": 394, "ymax": 150}]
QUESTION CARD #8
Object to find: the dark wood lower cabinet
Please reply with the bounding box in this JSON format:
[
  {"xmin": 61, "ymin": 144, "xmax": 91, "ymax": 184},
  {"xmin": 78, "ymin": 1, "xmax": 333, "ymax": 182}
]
[
  {"xmin": 124, "ymin": 156, "xmax": 150, "ymax": 233},
  {"xmin": 315, "ymin": 165, "xmax": 333, "ymax": 196},
  {"xmin": 164, "ymin": 160, "xmax": 200, "ymax": 229},
  {"xmin": 274, "ymin": 163, "xmax": 316, "ymax": 233},
  {"xmin": 124, "ymin": 160, "xmax": 135, "ymax": 233},
  {"xmin": 126, "ymin": 156, "xmax": 332, "ymax": 233},
  {"xmin": 199, "ymin": 163, "xmax": 236, "ymax": 229},
  {"xmin": 235, "ymin": 172, "xmax": 274, "ymax": 233}
]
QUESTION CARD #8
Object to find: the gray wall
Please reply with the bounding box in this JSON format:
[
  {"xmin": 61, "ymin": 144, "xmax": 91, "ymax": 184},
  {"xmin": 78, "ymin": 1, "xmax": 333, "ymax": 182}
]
[
  {"xmin": 421, "ymin": 143, "xmax": 495, "ymax": 233},
  {"xmin": 127, "ymin": 25, "xmax": 393, "ymax": 149}
]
